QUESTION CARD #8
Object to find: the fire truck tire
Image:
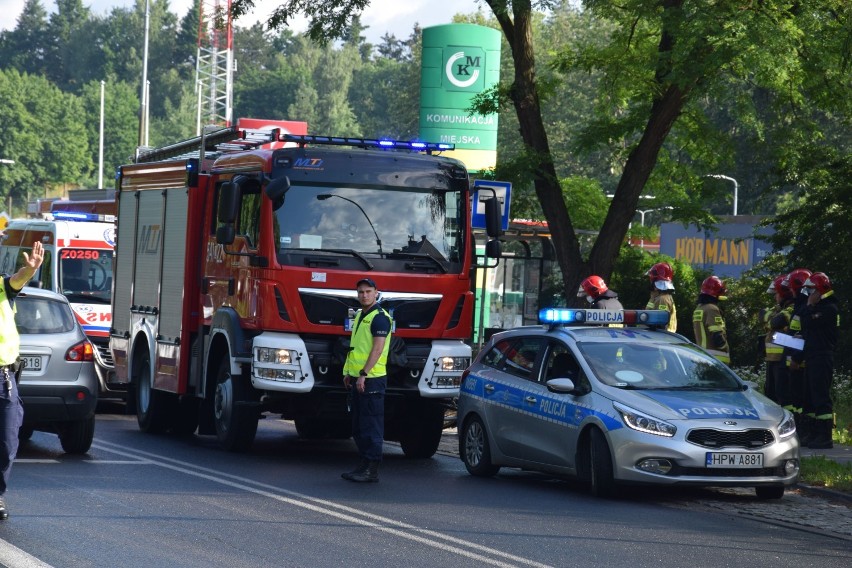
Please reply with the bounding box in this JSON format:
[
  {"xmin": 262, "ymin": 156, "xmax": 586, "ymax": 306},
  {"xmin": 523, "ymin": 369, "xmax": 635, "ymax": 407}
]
[
  {"xmin": 398, "ymin": 402, "xmax": 444, "ymax": 459},
  {"xmin": 59, "ymin": 415, "xmax": 95, "ymax": 454},
  {"xmin": 213, "ymin": 358, "xmax": 258, "ymax": 452},
  {"xmin": 135, "ymin": 351, "xmax": 171, "ymax": 434}
]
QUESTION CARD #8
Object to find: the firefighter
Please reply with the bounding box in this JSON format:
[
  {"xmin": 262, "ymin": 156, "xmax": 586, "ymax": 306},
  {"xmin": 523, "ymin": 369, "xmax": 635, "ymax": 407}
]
[
  {"xmin": 0, "ymin": 241, "xmax": 44, "ymax": 520},
  {"xmin": 341, "ymin": 277, "xmax": 392, "ymax": 482},
  {"xmin": 577, "ymin": 275, "xmax": 623, "ymax": 310},
  {"xmin": 784, "ymin": 268, "xmax": 813, "ymax": 442},
  {"xmin": 799, "ymin": 272, "xmax": 840, "ymax": 449},
  {"xmin": 762, "ymin": 275, "xmax": 795, "ymax": 406},
  {"xmin": 645, "ymin": 262, "xmax": 677, "ymax": 332},
  {"xmin": 693, "ymin": 276, "xmax": 730, "ymax": 364}
]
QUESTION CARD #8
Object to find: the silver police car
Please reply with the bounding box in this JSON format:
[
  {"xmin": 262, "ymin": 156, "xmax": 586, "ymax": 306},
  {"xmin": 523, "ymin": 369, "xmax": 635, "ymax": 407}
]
[{"xmin": 458, "ymin": 308, "xmax": 799, "ymax": 499}]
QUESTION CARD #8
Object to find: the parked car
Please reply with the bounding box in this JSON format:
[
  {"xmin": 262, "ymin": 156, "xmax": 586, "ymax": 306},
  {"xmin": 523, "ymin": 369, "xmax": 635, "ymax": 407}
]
[
  {"xmin": 457, "ymin": 308, "xmax": 800, "ymax": 499},
  {"xmin": 15, "ymin": 287, "xmax": 97, "ymax": 454}
]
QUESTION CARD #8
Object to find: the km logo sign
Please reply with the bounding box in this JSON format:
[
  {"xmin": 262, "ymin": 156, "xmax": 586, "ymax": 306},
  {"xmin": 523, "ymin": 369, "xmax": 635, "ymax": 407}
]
[{"xmin": 444, "ymin": 49, "xmax": 484, "ymax": 89}]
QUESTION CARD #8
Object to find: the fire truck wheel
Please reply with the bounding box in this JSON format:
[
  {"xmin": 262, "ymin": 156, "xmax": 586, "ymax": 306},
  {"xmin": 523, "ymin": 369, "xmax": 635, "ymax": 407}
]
[
  {"xmin": 398, "ymin": 402, "xmax": 444, "ymax": 459},
  {"xmin": 135, "ymin": 350, "xmax": 171, "ymax": 434},
  {"xmin": 213, "ymin": 358, "xmax": 258, "ymax": 452}
]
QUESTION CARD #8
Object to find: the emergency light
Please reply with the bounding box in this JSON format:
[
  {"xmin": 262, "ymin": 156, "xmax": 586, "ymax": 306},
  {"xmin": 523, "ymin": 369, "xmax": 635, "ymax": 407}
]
[
  {"xmin": 282, "ymin": 134, "xmax": 454, "ymax": 152},
  {"xmin": 538, "ymin": 308, "xmax": 670, "ymax": 327},
  {"xmin": 52, "ymin": 211, "xmax": 115, "ymax": 223}
]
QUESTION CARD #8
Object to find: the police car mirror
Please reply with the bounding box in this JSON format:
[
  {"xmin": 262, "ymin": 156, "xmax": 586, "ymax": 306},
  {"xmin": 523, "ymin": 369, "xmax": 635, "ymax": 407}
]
[{"xmin": 546, "ymin": 378, "xmax": 577, "ymax": 394}]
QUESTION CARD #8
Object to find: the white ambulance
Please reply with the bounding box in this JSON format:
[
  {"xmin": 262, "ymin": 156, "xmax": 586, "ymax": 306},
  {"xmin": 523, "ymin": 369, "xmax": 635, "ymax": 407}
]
[{"xmin": 0, "ymin": 212, "xmax": 121, "ymax": 397}]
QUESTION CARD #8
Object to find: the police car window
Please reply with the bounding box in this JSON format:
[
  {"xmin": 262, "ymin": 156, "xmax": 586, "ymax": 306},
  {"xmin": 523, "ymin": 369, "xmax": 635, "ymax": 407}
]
[
  {"xmin": 481, "ymin": 339, "xmax": 513, "ymax": 368},
  {"xmin": 499, "ymin": 339, "xmax": 544, "ymax": 381},
  {"xmin": 14, "ymin": 296, "xmax": 75, "ymax": 334}
]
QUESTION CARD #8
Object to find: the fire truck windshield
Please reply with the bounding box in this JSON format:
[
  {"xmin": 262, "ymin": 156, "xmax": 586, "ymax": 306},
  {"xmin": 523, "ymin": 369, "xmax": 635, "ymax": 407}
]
[
  {"xmin": 273, "ymin": 185, "xmax": 464, "ymax": 271},
  {"xmin": 59, "ymin": 249, "xmax": 113, "ymax": 302}
]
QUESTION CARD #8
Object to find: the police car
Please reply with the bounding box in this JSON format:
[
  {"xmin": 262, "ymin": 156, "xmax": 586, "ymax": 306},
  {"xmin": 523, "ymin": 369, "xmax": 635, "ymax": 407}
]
[{"xmin": 457, "ymin": 308, "xmax": 800, "ymax": 499}]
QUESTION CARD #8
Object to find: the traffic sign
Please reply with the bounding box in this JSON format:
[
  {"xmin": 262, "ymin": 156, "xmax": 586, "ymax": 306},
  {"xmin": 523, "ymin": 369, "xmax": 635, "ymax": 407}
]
[{"xmin": 471, "ymin": 180, "xmax": 511, "ymax": 231}]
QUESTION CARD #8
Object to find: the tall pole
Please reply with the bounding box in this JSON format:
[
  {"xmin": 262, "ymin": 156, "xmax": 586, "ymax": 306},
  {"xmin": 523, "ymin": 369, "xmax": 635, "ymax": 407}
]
[
  {"xmin": 138, "ymin": 0, "xmax": 150, "ymax": 148},
  {"xmin": 98, "ymin": 80, "xmax": 105, "ymax": 189},
  {"xmin": 705, "ymin": 174, "xmax": 738, "ymax": 216}
]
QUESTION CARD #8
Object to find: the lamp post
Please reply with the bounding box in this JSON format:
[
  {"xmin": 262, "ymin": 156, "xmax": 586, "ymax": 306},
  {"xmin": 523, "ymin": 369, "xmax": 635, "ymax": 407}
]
[
  {"xmin": 635, "ymin": 206, "xmax": 673, "ymax": 248},
  {"xmin": 705, "ymin": 174, "xmax": 738, "ymax": 216},
  {"xmin": 316, "ymin": 194, "xmax": 383, "ymax": 254}
]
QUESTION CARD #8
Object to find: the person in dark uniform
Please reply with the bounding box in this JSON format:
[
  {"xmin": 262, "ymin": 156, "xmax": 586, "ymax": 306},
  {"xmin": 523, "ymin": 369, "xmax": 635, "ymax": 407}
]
[
  {"xmin": 783, "ymin": 268, "xmax": 813, "ymax": 443},
  {"xmin": 799, "ymin": 272, "xmax": 840, "ymax": 449},
  {"xmin": 762, "ymin": 275, "xmax": 795, "ymax": 406},
  {"xmin": 341, "ymin": 278, "xmax": 392, "ymax": 482},
  {"xmin": 577, "ymin": 275, "xmax": 623, "ymax": 310},
  {"xmin": 1, "ymin": 240, "xmax": 45, "ymax": 520}
]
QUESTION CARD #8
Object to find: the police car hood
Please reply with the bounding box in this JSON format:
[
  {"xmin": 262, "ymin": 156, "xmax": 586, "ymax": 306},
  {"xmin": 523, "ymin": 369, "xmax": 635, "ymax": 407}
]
[{"xmin": 611, "ymin": 387, "xmax": 784, "ymax": 423}]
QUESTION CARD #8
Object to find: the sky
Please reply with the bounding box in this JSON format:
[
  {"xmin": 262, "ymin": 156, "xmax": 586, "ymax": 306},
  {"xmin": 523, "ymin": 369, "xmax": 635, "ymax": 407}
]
[{"xmin": 0, "ymin": 0, "xmax": 487, "ymax": 43}]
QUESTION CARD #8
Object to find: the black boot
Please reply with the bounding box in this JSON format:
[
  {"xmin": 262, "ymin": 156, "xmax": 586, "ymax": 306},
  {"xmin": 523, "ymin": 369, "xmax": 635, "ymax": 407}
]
[
  {"xmin": 796, "ymin": 415, "xmax": 813, "ymax": 446},
  {"xmin": 807, "ymin": 419, "xmax": 834, "ymax": 449},
  {"xmin": 0, "ymin": 496, "xmax": 8, "ymax": 521},
  {"xmin": 343, "ymin": 460, "xmax": 379, "ymax": 483},
  {"xmin": 341, "ymin": 458, "xmax": 369, "ymax": 480}
]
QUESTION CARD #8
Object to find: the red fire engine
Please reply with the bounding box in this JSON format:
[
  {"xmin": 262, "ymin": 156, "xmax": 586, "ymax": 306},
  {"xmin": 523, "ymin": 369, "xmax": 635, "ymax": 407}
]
[{"xmin": 110, "ymin": 126, "xmax": 500, "ymax": 455}]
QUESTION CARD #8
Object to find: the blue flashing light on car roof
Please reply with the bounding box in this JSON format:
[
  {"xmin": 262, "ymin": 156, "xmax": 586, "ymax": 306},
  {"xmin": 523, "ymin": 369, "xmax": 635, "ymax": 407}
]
[{"xmin": 538, "ymin": 308, "xmax": 670, "ymax": 327}]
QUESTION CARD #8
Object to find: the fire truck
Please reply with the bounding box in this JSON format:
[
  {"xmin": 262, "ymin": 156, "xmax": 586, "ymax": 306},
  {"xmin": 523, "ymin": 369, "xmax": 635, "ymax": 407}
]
[{"xmin": 110, "ymin": 127, "xmax": 501, "ymax": 455}]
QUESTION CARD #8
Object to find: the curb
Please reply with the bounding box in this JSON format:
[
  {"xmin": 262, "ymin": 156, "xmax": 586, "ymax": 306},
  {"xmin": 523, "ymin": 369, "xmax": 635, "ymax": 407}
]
[{"xmin": 796, "ymin": 482, "xmax": 852, "ymax": 505}]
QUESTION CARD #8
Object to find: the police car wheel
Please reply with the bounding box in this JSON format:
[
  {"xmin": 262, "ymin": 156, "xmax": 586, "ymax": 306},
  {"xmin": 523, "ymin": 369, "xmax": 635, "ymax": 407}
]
[
  {"xmin": 460, "ymin": 416, "xmax": 500, "ymax": 477},
  {"xmin": 587, "ymin": 428, "xmax": 617, "ymax": 498}
]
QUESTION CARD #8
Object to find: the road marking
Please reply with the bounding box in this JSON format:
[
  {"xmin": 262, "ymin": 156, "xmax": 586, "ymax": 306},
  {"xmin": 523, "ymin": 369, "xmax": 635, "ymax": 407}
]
[
  {"xmin": 0, "ymin": 539, "xmax": 54, "ymax": 568},
  {"xmin": 15, "ymin": 459, "xmax": 148, "ymax": 465},
  {"xmin": 92, "ymin": 440, "xmax": 553, "ymax": 568}
]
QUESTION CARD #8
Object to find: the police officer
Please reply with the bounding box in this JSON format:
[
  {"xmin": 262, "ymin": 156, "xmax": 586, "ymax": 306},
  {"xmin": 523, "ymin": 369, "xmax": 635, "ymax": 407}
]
[
  {"xmin": 799, "ymin": 272, "xmax": 839, "ymax": 449},
  {"xmin": 762, "ymin": 275, "xmax": 795, "ymax": 406},
  {"xmin": 1, "ymin": 240, "xmax": 44, "ymax": 520},
  {"xmin": 645, "ymin": 262, "xmax": 677, "ymax": 332},
  {"xmin": 577, "ymin": 275, "xmax": 623, "ymax": 310},
  {"xmin": 693, "ymin": 276, "xmax": 730, "ymax": 364},
  {"xmin": 784, "ymin": 268, "xmax": 813, "ymax": 442},
  {"xmin": 342, "ymin": 278, "xmax": 392, "ymax": 482}
]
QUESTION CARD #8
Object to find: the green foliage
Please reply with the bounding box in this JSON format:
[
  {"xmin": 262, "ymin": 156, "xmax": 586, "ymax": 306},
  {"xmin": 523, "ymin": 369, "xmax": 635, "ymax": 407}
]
[{"xmin": 799, "ymin": 456, "xmax": 852, "ymax": 493}]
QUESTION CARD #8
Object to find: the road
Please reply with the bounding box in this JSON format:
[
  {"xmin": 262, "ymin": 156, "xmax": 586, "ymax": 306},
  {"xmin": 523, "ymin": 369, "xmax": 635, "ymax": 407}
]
[{"xmin": 0, "ymin": 413, "xmax": 850, "ymax": 568}]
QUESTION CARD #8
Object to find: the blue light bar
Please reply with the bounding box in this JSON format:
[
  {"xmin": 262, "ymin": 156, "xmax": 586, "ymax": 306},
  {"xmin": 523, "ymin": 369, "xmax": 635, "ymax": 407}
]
[
  {"xmin": 538, "ymin": 308, "xmax": 670, "ymax": 327},
  {"xmin": 281, "ymin": 134, "xmax": 455, "ymax": 152},
  {"xmin": 53, "ymin": 211, "xmax": 94, "ymax": 221}
]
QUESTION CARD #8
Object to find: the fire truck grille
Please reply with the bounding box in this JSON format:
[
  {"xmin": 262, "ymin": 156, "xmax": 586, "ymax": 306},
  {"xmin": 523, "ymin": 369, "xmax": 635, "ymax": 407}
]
[{"xmin": 300, "ymin": 293, "xmax": 441, "ymax": 330}]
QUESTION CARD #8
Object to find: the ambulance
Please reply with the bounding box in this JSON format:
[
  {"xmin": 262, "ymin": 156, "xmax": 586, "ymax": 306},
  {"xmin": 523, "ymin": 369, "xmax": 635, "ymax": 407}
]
[{"xmin": 0, "ymin": 212, "xmax": 121, "ymax": 397}]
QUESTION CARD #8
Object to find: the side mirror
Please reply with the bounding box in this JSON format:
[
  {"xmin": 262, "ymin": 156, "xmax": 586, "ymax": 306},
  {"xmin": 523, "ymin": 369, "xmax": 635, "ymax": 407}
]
[
  {"xmin": 218, "ymin": 180, "xmax": 239, "ymax": 224},
  {"xmin": 485, "ymin": 239, "xmax": 501, "ymax": 259},
  {"xmin": 265, "ymin": 176, "xmax": 291, "ymax": 211},
  {"xmin": 485, "ymin": 196, "xmax": 502, "ymax": 238},
  {"xmin": 216, "ymin": 224, "xmax": 235, "ymax": 245},
  {"xmin": 546, "ymin": 378, "xmax": 577, "ymax": 394}
]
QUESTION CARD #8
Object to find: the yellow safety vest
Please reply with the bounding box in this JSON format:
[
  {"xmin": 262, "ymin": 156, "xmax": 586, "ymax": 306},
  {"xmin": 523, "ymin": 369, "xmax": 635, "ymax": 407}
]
[
  {"xmin": 344, "ymin": 306, "xmax": 392, "ymax": 378},
  {"xmin": 0, "ymin": 281, "xmax": 20, "ymax": 366}
]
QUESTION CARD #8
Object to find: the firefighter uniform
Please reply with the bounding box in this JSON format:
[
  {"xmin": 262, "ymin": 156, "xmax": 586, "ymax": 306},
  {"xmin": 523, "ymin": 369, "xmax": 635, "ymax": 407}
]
[
  {"xmin": 342, "ymin": 279, "xmax": 392, "ymax": 482},
  {"xmin": 0, "ymin": 278, "xmax": 26, "ymax": 521},
  {"xmin": 693, "ymin": 299, "xmax": 729, "ymax": 363},
  {"xmin": 786, "ymin": 296, "xmax": 810, "ymax": 437},
  {"xmin": 646, "ymin": 290, "xmax": 677, "ymax": 333},
  {"xmin": 763, "ymin": 300, "xmax": 794, "ymax": 406},
  {"xmin": 799, "ymin": 289, "xmax": 839, "ymax": 448}
]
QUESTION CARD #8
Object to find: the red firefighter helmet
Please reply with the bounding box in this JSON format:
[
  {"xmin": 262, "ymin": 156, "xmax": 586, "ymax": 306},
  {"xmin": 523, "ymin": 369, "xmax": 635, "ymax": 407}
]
[
  {"xmin": 577, "ymin": 275, "xmax": 608, "ymax": 299},
  {"xmin": 783, "ymin": 268, "xmax": 813, "ymax": 295},
  {"xmin": 700, "ymin": 276, "xmax": 728, "ymax": 298},
  {"xmin": 766, "ymin": 274, "xmax": 793, "ymax": 299},
  {"xmin": 803, "ymin": 272, "xmax": 832, "ymax": 294},
  {"xmin": 647, "ymin": 262, "xmax": 674, "ymax": 291}
]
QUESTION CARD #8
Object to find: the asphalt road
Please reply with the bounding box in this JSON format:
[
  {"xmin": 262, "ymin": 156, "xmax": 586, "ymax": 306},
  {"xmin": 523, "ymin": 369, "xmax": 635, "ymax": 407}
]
[{"xmin": 0, "ymin": 413, "xmax": 850, "ymax": 568}]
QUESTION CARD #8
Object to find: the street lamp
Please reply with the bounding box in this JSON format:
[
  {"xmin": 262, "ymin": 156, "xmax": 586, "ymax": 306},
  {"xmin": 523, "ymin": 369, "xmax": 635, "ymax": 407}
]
[
  {"xmin": 0, "ymin": 159, "xmax": 14, "ymax": 165},
  {"xmin": 316, "ymin": 194, "xmax": 383, "ymax": 254},
  {"xmin": 704, "ymin": 174, "xmax": 738, "ymax": 216},
  {"xmin": 635, "ymin": 207, "xmax": 673, "ymax": 248}
]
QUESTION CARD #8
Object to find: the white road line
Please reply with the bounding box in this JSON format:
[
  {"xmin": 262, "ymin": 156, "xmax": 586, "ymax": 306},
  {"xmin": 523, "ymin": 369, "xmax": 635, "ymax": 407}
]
[
  {"xmin": 92, "ymin": 440, "xmax": 553, "ymax": 568},
  {"xmin": 14, "ymin": 459, "xmax": 148, "ymax": 465},
  {"xmin": 0, "ymin": 539, "xmax": 55, "ymax": 568}
]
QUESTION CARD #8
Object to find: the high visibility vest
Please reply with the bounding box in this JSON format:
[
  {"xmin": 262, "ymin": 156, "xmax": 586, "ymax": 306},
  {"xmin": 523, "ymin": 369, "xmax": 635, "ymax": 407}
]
[
  {"xmin": 693, "ymin": 302, "xmax": 729, "ymax": 363},
  {"xmin": 345, "ymin": 306, "xmax": 392, "ymax": 378},
  {"xmin": 0, "ymin": 280, "xmax": 20, "ymax": 366}
]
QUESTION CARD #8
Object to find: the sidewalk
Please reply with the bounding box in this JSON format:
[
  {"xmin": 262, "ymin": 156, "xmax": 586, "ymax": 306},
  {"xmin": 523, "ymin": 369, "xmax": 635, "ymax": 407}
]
[{"xmin": 800, "ymin": 442, "xmax": 852, "ymax": 464}]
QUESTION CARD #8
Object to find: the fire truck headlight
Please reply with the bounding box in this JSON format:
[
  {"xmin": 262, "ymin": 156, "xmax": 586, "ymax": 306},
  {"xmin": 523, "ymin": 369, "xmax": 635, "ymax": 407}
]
[
  {"xmin": 255, "ymin": 347, "xmax": 296, "ymax": 365},
  {"xmin": 438, "ymin": 356, "xmax": 470, "ymax": 372}
]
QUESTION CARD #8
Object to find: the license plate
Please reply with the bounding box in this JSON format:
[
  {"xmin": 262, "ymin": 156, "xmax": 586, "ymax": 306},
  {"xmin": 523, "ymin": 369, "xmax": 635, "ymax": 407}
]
[
  {"xmin": 21, "ymin": 356, "xmax": 44, "ymax": 371},
  {"xmin": 705, "ymin": 452, "xmax": 763, "ymax": 468}
]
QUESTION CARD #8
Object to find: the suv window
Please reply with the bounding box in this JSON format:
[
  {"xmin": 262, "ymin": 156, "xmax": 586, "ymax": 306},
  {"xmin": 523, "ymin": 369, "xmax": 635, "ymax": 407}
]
[{"xmin": 14, "ymin": 296, "xmax": 75, "ymax": 334}]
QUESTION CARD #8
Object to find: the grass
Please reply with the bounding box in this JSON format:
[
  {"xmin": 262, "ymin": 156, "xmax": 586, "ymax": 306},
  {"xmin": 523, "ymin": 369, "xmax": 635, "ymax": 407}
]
[{"xmin": 799, "ymin": 456, "xmax": 852, "ymax": 493}]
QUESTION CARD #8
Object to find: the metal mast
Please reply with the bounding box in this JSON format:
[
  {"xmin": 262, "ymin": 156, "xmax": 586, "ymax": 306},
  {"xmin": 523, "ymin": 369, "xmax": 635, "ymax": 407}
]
[{"xmin": 195, "ymin": 0, "xmax": 234, "ymax": 131}]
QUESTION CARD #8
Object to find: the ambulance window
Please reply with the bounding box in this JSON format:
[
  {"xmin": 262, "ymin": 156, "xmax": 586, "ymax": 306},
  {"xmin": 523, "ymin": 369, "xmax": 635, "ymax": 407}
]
[
  {"xmin": 238, "ymin": 187, "xmax": 262, "ymax": 249},
  {"xmin": 38, "ymin": 251, "xmax": 53, "ymax": 290}
]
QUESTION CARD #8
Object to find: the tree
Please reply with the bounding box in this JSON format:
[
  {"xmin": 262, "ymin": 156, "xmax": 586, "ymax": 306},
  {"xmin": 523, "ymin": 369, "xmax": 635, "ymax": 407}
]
[
  {"xmin": 0, "ymin": 0, "xmax": 50, "ymax": 77},
  {"xmin": 230, "ymin": 0, "xmax": 851, "ymax": 305}
]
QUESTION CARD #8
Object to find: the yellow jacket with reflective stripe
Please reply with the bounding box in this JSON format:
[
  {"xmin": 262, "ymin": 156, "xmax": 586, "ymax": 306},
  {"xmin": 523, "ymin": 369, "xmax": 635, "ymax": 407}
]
[
  {"xmin": 344, "ymin": 306, "xmax": 392, "ymax": 378},
  {"xmin": 646, "ymin": 291, "xmax": 677, "ymax": 333},
  {"xmin": 693, "ymin": 302, "xmax": 729, "ymax": 363},
  {"xmin": 0, "ymin": 279, "xmax": 20, "ymax": 366}
]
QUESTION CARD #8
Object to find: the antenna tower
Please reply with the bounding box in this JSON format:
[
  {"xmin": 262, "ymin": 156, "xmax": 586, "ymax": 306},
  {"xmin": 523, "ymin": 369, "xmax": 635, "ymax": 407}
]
[{"xmin": 196, "ymin": 0, "xmax": 234, "ymax": 130}]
